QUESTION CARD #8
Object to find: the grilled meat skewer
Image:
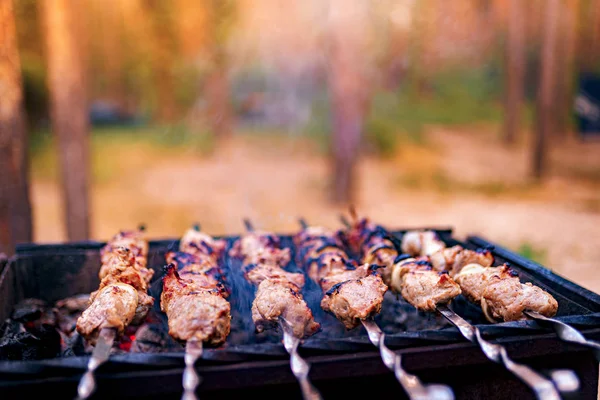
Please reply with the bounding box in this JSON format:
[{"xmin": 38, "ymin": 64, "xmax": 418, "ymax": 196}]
[
  {"xmin": 230, "ymin": 220, "xmax": 322, "ymax": 400},
  {"xmin": 293, "ymin": 222, "xmax": 387, "ymax": 329},
  {"xmin": 340, "ymin": 212, "xmax": 461, "ymax": 311},
  {"xmin": 161, "ymin": 226, "xmax": 231, "ymax": 345},
  {"xmin": 161, "ymin": 226, "xmax": 232, "ymax": 400},
  {"xmin": 403, "ymin": 231, "xmax": 558, "ymax": 322},
  {"xmin": 77, "ymin": 228, "xmax": 154, "ymax": 344},
  {"xmin": 295, "ymin": 220, "xmax": 454, "ymax": 400},
  {"xmin": 229, "ymin": 224, "xmax": 319, "ymax": 338},
  {"xmin": 75, "ymin": 227, "xmax": 153, "ymax": 400}
]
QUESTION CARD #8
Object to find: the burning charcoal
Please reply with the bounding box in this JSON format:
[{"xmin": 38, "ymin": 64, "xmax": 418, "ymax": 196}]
[
  {"xmin": 60, "ymin": 332, "xmax": 92, "ymax": 357},
  {"xmin": 54, "ymin": 294, "xmax": 89, "ymax": 335},
  {"xmin": 12, "ymin": 298, "xmax": 56, "ymax": 327},
  {"xmin": 55, "ymin": 294, "xmax": 90, "ymax": 312},
  {"xmin": 0, "ymin": 319, "xmax": 61, "ymax": 360},
  {"xmin": 131, "ymin": 323, "xmax": 174, "ymax": 353}
]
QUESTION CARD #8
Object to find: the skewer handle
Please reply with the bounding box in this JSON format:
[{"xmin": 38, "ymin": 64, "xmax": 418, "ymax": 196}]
[
  {"xmin": 281, "ymin": 325, "xmax": 323, "ymax": 400},
  {"xmin": 361, "ymin": 320, "xmax": 454, "ymax": 400},
  {"xmin": 182, "ymin": 340, "xmax": 203, "ymax": 400},
  {"xmin": 437, "ymin": 305, "xmax": 570, "ymax": 400},
  {"xmin": 75, "ymin": 328, "xmax": 116, "ymax": 400},
  {"xmin": 525, "ymin": 310, "xmax": 600, "ymax": 361}
]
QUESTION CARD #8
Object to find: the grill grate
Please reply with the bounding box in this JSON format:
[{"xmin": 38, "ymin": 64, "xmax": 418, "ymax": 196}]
[{"xmin": 1, "ymin": 228, "xmax": 599, "ymax": 399}]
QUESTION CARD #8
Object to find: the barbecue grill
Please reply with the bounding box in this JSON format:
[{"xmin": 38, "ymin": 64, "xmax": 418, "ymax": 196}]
[{"xmin": 1, "ymin": 227, "xmax": 599, "ymax": 400}]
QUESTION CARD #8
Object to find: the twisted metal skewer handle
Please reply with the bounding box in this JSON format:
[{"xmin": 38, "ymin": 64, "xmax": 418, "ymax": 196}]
[
  {"xmin": 437, "ymin": 305, "xmax": 568, "ymax": 400},
  {"xmin": 361, "ymin": 320, "xmax": 454, "ymax": 400},
  {"xmin": 182, "ymin": 340, "xmax": 203, "ymax": 400},
  {"xmin": 525, "ymin": 310, "xmax": 600, "ymax": 360},
  {"xmin": 282, "ymin": 329, "xmax": 323, "ymax": 400},
  {"xmin": 75, "ymin": 328, "xmax": 116, "ymax": 400}
]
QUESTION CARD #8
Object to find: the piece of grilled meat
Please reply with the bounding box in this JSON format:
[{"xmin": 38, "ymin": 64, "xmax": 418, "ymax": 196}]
[
  {"xmin": 160, "ymin": 227, "xmax": 231, "ymax": 345},
  {"xmin": 77, "ymin": 229, "xmax": 153, "ymax": 345},
  {"xmin": 294, "ymin": 225, "xmax": 388, "ymax": 329},
  {"xmin": 405, "ymin": 230, "xmax": 559, "ymax": 322},
  {"xmin": 340, "ymin": 214, "xmax": 461, "ymax": 311},
  {"xmin": 100, "ymin": 227, "xmax": 151, "ymax": 273},
  {"xmin": 428, "ymin": 245, "xmax": 494, "ymax": 276},
  {"xmin": 401, "ymin": 230, "xmax": 446, "ymax": 258},
  {"xmin": 179, "ymin": 226, "xmax": 227, "ymax": 259},
  {"xmin": 454, "ymin": 263, "xmax": 558, "ymax": 322},
  {"xmin": 252, "ymin": 278, "xmax": 321, "ymax": 338},
  {"xmin": 390, "ymin": 258, "xmax": 461, "ymax": 312},
  {"xmin": 230, "ymin": 229, "xmax": 320, "ymax": 339}
]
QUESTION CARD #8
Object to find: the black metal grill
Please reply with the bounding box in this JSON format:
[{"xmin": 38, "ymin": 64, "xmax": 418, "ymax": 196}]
[{"xmin": 1, "ymin": 228, "xmax": 599, "ymax": 399}]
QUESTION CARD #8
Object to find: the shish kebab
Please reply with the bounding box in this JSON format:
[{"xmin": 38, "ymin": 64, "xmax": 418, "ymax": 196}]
[
  {"xmin": 294, "ymin": 219, "xmax": 453, "ymax": 400},
  {"xmin": 403, "ymin": 231, "xmax": 581, "ymax": 396},
  {"xmin": 342, "ymin": 211, "xmax": 570, "ymax": 400},
  {"xmin": 228, "ymin": 219, "xmax": 322, "ymax": 400},
  {"xmin": 339, "ymin": 211, "xmax": 461, "ymax": 314},
  {"xmin": 75, "ymin": 227, "xmax": 154, "ymax": 400},
  {"xmin": 401, "ymin": 230, "xmax": 558, "ymax": 322},
  {"xmin": 161, "ymin": 225, "xmax": 231, "ymax": 400}
]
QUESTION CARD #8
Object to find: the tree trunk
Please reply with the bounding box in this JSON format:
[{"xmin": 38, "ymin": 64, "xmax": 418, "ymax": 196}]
[
  {"xmin": 203, "ymin": 0, "xmax": 234, "ymax": 138},
  {"xmin": 41, "ymin": 0, "xmax": 91, "ymax": 241},
  {"xmin": 503, "ymin": 0, "xmax": 526, "ymax": 146},
  {"xmin": 533, "ymin": 0, "xmax": 560, "ymax": 180},
  {"xmin": 0, "ymin": 0, "xmax": 33, "ymax": 254},
  {"xmin": 554, "ymin": 0, "xmax": 579, "ymax": 140},
  {"xmin": 582, "ymin": 0, "xmax": 600, "ymax": 73},
  {"xmin": 327, "ymin": 0, "xmax": 371, "ymax": 204},
  {"xmin": 204, "ymin": 66, "xmax": 232, "ymax": 137}
]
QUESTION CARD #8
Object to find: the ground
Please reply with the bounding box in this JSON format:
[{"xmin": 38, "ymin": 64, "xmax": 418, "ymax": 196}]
[{"xmin": 30, "ymin": 125, "xmax": 600, "ymax": 294}]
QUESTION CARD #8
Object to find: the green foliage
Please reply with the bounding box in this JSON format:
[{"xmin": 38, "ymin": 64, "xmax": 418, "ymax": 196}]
[
  {"xmin": 516, "ymin": 242, "xmax": 548, "ymax": 265},
  {"xmin": 302, "ymin": 91, "xmax": 332, "ymax": 154},
  {"xmin": 172, "ymin": 60, "xmax": 202, "ymax": 110},
  {"xmin": 397, "ymin": 169, "xmax": 522, "ymax": 197},
  {"xmin": 303, "ymin": 67, "xmax": 503, "ymax": 158},
  {"xmin": 396, "ymin": 67, "xmax": 503, "ymax": 129},
  {"xmin": 29, "ymin": 125, "xmax": 215, "ymax": 184}
]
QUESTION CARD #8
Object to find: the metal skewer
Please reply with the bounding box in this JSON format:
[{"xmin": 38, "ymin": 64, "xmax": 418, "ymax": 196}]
[
  {"xmin": 181, "ymin": 339, "xmax": 203, "ymax": 400},
  {"xmin": 300, "ymin": 217, "xmax": 451, "ymax": 400},
  {"xmin": 524, "ymin": 310, "xmax": 600, "ymax": 361},
  {"xmin": 437, "ymin": 305, "xmax": 578, "ymax": 400},
  {"xmin": 243, "ymin": 218, "xmax": 323, "ymax": 400},
  {"xmin": 280, "ymin": 319, "xmax": 323, "ymax": 400},
  {"xmin": 361, "ymin": 319, "xmax": 454, "ymax": 400},
  {"xmin": 75, "ymin": 327, "xmax": 116, "ymax": 400}
]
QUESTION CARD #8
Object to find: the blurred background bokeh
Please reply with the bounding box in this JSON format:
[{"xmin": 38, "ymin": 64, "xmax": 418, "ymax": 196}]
[{"xmin": 1, "ymin": 0, "xmax": 599, "ymax": 291}]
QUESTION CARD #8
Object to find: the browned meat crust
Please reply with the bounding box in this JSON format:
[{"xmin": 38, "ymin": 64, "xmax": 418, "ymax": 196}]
[
  {"xmin": 161, "ymin": 264, "xmax": 231, "ymax": 345},
  {"xmin": 179, "ymin": 228, "xmax": 227, "ymax": 259},
  {"xmin": 390, "ymin": 258, "xmax": 461, "ymax": 311},
  {"xmin": 294, "ymin": 225, "xmax": 388, "ymax": 329},
  {"xmin": 429, "ymin": 245, "xmax": 494, "ymax": 276},
  {"xmin": 160, "ymin": 228, "xmax": 231, "ymax": 346},
  {"xmin": 321, "ymin": 274, "xmax": 388, "ymax": 329},
  {"xmin": 339, "ymin": 217, "xmax": 461, "ymax": 311},
  {"xmin": 452, "ymin": 263, "xmax": 558, "ymax": 322},
  {"xmin": 231, "ymin": 230, "xmax": 319, "ymax": 339},
  {"xmin": 409, "ymin": 231, "xmax": 560, "ymax": 322},
  {"xmin": 77, "ymin": 229, "xmax": 153, "ymax": 343},
  {"xmin": 76, "ymin": 283, "xmax": 138, "ymax": 345},
  {"xmin": 252, "ymin": 279, "xmax": 320, "ymax": 338}
]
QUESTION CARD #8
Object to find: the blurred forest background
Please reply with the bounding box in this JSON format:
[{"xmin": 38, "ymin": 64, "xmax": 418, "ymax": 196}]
[{"xmin": 1, "ymin": 0, "xmax": 600, "ymax": 292}]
